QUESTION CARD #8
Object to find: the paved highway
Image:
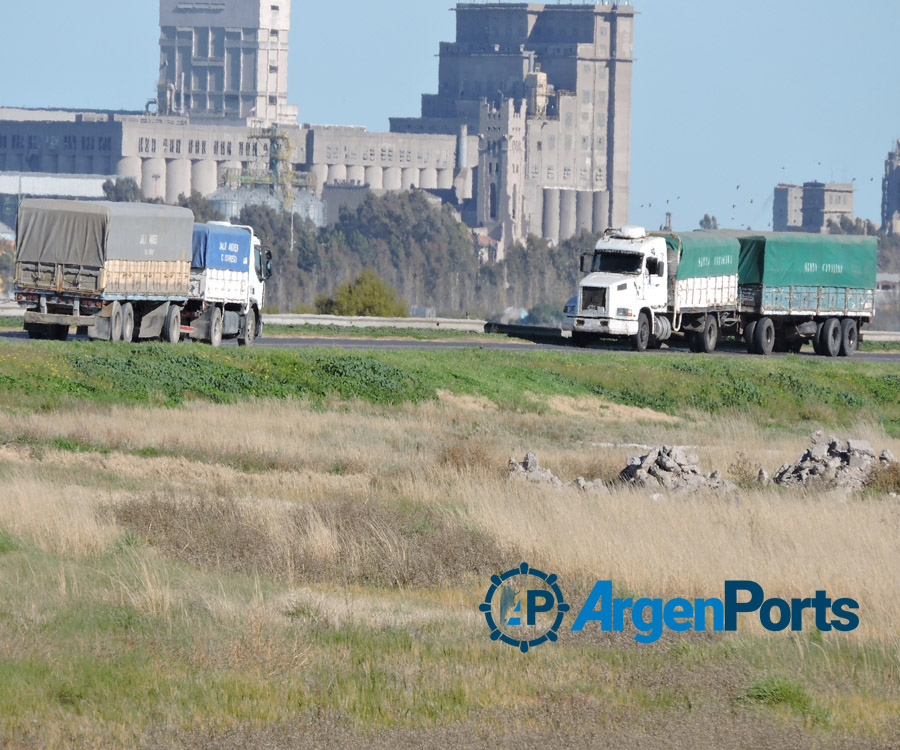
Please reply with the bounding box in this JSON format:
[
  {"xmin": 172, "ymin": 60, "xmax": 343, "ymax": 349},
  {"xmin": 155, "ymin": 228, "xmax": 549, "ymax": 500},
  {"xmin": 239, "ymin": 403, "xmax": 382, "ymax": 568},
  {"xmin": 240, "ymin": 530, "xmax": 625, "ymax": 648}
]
[{"xmin": 2, "ymin": 327, "xmax": 899, "ymax": 363}]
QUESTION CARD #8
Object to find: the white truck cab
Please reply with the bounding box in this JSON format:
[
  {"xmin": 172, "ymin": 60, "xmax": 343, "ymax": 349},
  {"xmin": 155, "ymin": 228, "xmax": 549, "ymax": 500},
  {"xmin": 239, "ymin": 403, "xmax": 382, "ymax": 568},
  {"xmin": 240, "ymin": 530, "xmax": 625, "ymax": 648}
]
[{"xmin": 572, "ymin": 226, "xmax": 667, "ymax": 349}]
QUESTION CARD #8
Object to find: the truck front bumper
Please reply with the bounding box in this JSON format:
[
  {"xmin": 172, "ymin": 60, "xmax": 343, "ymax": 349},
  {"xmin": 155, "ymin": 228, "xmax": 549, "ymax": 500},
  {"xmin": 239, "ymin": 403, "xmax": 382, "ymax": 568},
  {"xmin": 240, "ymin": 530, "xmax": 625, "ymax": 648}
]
[{"xmin": 573, "ymin": 317, "xmax": 637, "ymax": 336}]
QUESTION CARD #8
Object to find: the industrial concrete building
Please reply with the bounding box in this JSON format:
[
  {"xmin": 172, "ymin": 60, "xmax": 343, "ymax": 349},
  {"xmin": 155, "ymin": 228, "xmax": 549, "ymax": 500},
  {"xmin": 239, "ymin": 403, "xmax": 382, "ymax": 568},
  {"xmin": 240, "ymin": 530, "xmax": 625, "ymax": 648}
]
[
  {"xmin": 0, "ymin": 1, "xmax": 635, "ymax": 251},
  {"xmin": 882, "ymin": 140, "xmax": 900, "ymax": 235},
  {"xmin": 391, "ymin": 2, "xmax": 635, "ymax": 245},
  {"xmin": 156, "ymin": 0, "xmax": 298, "ymax": 124},
  {"xmin": 773, "ymin": 181, "xmax": 853, "ymax": 233}
]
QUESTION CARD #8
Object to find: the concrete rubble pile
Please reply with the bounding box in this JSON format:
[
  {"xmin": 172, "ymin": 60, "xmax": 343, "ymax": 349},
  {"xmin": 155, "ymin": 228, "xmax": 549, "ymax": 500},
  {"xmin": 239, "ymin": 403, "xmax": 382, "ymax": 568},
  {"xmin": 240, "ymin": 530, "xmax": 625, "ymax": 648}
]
[
  {"xmin": 508, "ymin": 452, "xmax": 607, "ymax": 493},
  {"xmin": 773, "ymin": 431, "xmax": 898, "ymax": 490},
  {"xmin": 618, "ymin": 446, "xmax": 737, "ymax": 493}
]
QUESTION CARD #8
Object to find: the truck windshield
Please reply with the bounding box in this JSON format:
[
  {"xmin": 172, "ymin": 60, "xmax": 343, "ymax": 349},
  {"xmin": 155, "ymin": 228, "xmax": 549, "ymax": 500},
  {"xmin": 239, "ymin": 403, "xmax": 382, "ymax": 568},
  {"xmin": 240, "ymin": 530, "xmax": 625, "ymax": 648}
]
[{"xmin": 592, "ymin": 252, "xmax": 643, "ymax": 275}]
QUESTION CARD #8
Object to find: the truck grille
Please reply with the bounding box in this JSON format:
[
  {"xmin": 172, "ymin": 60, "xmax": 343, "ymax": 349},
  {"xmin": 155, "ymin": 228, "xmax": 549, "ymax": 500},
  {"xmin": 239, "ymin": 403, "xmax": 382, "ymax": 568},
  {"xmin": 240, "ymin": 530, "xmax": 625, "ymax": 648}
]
[{"xmin": 582, "ymin": 287, "xmax": 607, "ymax": 312}]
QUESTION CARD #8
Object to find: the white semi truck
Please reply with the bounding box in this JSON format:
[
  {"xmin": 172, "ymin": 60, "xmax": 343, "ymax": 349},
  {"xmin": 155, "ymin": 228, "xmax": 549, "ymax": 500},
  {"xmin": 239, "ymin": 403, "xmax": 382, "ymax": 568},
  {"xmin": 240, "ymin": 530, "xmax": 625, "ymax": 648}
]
[{"xmin": 569, "ymin": 226, "xmax": 877, "ymax": 356}]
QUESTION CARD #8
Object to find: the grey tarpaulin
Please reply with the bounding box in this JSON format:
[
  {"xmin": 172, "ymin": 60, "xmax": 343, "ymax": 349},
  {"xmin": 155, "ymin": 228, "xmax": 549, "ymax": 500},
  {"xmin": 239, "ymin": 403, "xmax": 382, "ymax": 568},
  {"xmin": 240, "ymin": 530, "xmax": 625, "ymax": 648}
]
[{"xmin": 16, "ymin": 200, "xmax": 194, "ymax": 266}]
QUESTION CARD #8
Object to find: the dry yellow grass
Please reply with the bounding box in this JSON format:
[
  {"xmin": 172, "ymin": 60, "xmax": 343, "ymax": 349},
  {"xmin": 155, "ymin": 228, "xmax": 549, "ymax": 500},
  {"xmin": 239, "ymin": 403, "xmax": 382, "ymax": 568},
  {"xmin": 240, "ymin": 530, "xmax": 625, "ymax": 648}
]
[{"xmin": 1, "ymin": 398, "xmax": 899, "ymax": 642}]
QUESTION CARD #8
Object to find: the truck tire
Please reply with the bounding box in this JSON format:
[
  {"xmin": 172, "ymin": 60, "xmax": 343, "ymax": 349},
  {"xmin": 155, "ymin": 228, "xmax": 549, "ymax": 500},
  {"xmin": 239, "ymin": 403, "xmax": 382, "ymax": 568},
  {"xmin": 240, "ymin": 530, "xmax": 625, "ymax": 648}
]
[
  {"xmin": 209, "ymin": 307, "xmax": 223, "ymax": 347},
  {"xmin": 633, "ymin": 313, "xmax": 650, "ymax": 352},
  {"xmin": 50, "ymin": 325, "xmax": 70, "ymax": 342},
  {"xmin": 121, "ymin": 303, "xmax": 135, "ymax": 343},
  {"xmin": 754, "ymin": 317, "xmax": 775, "ymax": 356},
  {"xmin": 26, "ymin": 324, "xmax": 49, "ymax": 340},
  {"xmin": 110, "ymin": 301, "xmax": 124, "ymax": 342},
  {"xmin": 812, "ymin": 322, "xmax": 824, "ymax": 355},
  {"xmin": 572, "ymin": 331, "xmax": 592, "ymax": 348},
  {"xmin": 820, "ymin": 318, "xmax": 841, "ymax": 357},
  {"xmin": 839, "ymin": 319, "xmax": 858, "ymax": 357},
  {"xmin": 239, "ymin": 309, "xmax": 256, "ymax": 347},
  {"xmin": 699, "ymin": 316, "xmax": 718, "ymax": 354},
  {"xmin": 744, "ymin": 320, "xmax": 758, "ymax": 354},
  {"xmin": 163, "ymin": 305, "xmax": 181, "ymax": 345}
]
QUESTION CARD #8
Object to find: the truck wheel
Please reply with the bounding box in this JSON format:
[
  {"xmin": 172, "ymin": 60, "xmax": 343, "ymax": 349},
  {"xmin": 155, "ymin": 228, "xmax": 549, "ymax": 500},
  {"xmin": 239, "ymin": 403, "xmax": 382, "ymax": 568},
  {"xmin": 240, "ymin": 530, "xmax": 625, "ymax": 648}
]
[
  {"xmin": 699, "ymin": 316, "xmax": 718, "ymax": 354},
  {"xmin": 744, "ymin": 320, "xmax": 758, "ymax": 354},
  {"xmin": 812, "ymin": 322, "xmax": 824, "ymax": 355},
  {"xmin": 820, "ymin": 318, "xmax": 841, "ymax": 357},
  {"xmin": 633, "ymin": 313, "xmax": 650, "ymax": 352},
  {"xmin": 50, "ymin": 325, "xmax": 70, "ymax": 342},
  {"xmin": 839, "ymin": 319, "xmax": 858, "ymax": 357},
  {"xmin": 238, "ymin": 309, "xmax": 256, "ymax": 347},
  {"xmin": 209, "ymin": 307, "xmax": 223, "ymax": 347},
  {"xmin": 110, "ymin": 301, "xmax": 124, "ymax": 342},
  {"xmin": 26, "ymin": 324, "xmax": 49, "ymax": 340},
  {"xmin": 163, "ymin": 305, "xmax": 181, "ymax": 345},
  {"xmin": 572, "ymin": 331, "xmax": 591, "ymax": 348},
  {"xmin": 754, "ymin": 317, "xmax": 775, "ymax": 356},
  {"xmin": 121, "ymin": 303, "xmax": 135, "ymax": 343}
]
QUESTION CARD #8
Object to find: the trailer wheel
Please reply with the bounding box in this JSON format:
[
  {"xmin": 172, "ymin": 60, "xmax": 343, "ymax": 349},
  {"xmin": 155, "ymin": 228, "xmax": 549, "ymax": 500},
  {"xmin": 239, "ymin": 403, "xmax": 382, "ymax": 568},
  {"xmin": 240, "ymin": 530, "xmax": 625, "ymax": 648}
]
[
  {"xmin": 839, "ymin": 319, "xmax": 858, "ymax": 357},
  {"xmin": 699, "ymin": 316, "xmax": 718, "ymax": 354},
  {"xmin": 633, "ymin": 313, "xmax": 650, "ymax": 352},
  {"xmin": 754, "ymin": 317, "xmax": 775, "ymax": 356},
  {"xmin": 50, "ymin": 325, "xmax": 70, "ymax": 342},
  {"xmin": 238, "ymin": 309, "xmax": 256, "ymax": 347},
  {"xmin": 209, "ymin": 307, "xmax": 223, "ymax": 347},
  {"xmin": 110, "ymin": 302, "xmax": 124, "ymax": 342},
  {"xmin": 163, "ymin": 305, "xmax": 181, "ymax": 345},
  {"xmin": 820, "ymin": 318, "xmax": 841, "ymax": 357},
  {"xmin": 26, "ymin": 324, "xmax": 49, "ymax": 340},
  {"xmin": 121, "ymin": 303, "xmax": 135, "ymax": 343},
  {"xmin": 812, "ymin": 322, "xmax": 824, "ymax": 355},
  {"xmin": 744, "ymin": 320, "xmax": 758, "ymax": 354}
]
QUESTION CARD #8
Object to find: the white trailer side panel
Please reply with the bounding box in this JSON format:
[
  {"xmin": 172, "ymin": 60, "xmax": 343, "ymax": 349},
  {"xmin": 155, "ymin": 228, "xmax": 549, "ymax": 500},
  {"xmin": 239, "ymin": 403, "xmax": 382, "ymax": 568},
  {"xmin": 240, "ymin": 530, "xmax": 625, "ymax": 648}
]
[
  {"xmin": 676, "ymin": 274, "xmax": 738, "ymax": 312},
  {"xmin": 190, "ymin": 269, "xmax": 248, "ymax": 306}
]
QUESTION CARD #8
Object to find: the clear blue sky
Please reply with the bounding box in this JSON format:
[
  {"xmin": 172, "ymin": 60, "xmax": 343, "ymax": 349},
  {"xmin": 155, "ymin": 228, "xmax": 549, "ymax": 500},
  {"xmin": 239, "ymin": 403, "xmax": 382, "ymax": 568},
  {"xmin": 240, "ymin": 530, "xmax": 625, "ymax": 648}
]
[{"xmin": 2, "ymin": 0, "xmax": 898, "ymax": 232}]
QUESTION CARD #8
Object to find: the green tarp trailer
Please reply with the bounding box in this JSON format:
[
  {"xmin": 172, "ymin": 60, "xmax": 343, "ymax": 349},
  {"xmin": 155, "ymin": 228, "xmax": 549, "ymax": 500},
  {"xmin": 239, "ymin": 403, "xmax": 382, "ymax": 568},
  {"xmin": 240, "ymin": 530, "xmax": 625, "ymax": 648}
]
[
  {"xmin": 654, "ymin": 232, "xmax": 741, "ymax": 312},
  {"xmin": 738, "ymin": 233, "xmax": 877, "ymax": 317}
]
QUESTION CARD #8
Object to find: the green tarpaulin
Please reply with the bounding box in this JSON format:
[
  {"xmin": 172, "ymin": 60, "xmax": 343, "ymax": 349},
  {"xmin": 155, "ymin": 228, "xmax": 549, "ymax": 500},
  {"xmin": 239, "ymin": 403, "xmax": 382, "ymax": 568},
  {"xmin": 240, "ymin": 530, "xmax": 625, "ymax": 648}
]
[
  {"xmin": 738, "ymin": 233, "xmax": 877, "ymax": 290},
  {"xmin": 655, "ymin": 232, "xmax": 741, "ymax": 280}
]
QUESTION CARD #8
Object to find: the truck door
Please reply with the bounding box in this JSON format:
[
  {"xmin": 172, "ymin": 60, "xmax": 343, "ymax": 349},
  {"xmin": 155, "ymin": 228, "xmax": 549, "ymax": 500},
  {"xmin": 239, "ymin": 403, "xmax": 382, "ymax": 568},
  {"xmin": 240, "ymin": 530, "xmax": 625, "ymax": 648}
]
[{"xmin": 645, "ymin": 256, "xmax": 667, "ymax": 309}]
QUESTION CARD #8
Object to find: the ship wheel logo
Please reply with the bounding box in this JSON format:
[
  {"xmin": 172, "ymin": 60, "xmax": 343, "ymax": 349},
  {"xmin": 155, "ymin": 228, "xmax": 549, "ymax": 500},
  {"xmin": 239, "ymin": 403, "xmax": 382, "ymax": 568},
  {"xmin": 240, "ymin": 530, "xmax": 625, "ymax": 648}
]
[{"xmin": 480, "ymin": 563, "xmax": 569, "ymax": 653}]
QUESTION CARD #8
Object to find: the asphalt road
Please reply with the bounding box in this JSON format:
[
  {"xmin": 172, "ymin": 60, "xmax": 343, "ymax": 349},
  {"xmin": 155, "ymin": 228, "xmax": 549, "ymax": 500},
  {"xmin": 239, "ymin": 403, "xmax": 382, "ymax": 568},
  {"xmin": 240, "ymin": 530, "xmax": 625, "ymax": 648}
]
[{"xmin": 4, "ymin": 328, "xmax": 898, "ymax": 363}]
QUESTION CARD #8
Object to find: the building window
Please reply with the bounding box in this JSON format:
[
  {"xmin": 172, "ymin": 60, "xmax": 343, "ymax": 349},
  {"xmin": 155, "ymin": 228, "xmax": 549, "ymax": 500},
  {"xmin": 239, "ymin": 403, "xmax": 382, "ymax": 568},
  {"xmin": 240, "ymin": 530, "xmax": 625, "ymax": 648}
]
[
  {"xmin": 563, "ymin": 167, "xmax": 572, "ymax": 180},
  {"xmin": 0, "ymin": 136, "xmax": 6, "ymax": 149},
  {"xmin": 12, "ymin": 135, "xmax": 24, "ymax": 149},
  {"xmin": 189, "ymin": 141, "xmax": 194, "ymax": 155},
  {"xmin": 271, "ymin": 4, "xmax": 280, "ymax": 10},
  {"xmin": 547, "ymin": 167, "xmax": 555, "ymax": 180},
  {"xmin": 239, "ymin": 142, "xmax": 244, "ymax": 156},
  {"xmin": 269, "ymin": 65, "xmax": 278, "ymax": 74},
  {"xmin": 270, "ymin": 30, "xmax": 279, "ymax": 38},
  {"xmin": 269, "ymin": 96, "xmax": 277, "ymax": 105},
  {"xmin": 175, "ymin": 140, "xmax": 181, "ymax": 154},
  {"xmin": 202, "ymin": 141, "xmax": 207, "ymax": 155},
  {"xmin": 226, "ymin": 142, "xmax": 232, "ymax": 156},
  {"xmin": 28, "ymin": 135, "xmax": 40, "ymax": 150}
]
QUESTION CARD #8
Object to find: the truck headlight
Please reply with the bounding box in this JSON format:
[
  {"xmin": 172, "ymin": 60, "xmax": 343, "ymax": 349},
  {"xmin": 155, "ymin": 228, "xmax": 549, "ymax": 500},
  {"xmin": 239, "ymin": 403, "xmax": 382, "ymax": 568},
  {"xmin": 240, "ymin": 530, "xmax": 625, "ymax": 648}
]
[{"xmin": 617, "ymin": 308, "xmax": 634, "ymax": 318}]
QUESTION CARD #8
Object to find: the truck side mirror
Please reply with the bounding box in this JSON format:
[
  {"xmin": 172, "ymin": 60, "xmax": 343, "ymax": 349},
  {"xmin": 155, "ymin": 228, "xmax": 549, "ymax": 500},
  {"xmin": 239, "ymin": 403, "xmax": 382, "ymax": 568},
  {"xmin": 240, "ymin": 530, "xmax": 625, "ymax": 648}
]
[
  {"xmin": 657, "ymin": 263, "xmax": 666, "ymax": 278},
  {"xmin": 265, "ymin": 250, "xmax": 273, "ymax": 280},
  {"xmin": 580, "ymin": 253, "xmax": 593, "ymax": 273}
]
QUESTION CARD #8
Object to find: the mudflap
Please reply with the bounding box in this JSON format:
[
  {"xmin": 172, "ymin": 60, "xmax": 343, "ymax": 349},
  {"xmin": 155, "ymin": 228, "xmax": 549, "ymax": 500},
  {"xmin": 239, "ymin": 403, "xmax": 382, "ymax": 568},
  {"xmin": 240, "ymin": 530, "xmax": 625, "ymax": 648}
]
[
  {"xmin": 137, "ymin": 301, "xmax": 170, "ymax": 340},
  {"xmin": 223, "ymin": 310, "xmax": 241, "ymax": 337},
  {"xmin": 189, "ymin": 306, "xmax": 214, "ymax": 341},
  {"xmin": 87, "ymin": 304, "xmax": 115, "ymax": 341}
]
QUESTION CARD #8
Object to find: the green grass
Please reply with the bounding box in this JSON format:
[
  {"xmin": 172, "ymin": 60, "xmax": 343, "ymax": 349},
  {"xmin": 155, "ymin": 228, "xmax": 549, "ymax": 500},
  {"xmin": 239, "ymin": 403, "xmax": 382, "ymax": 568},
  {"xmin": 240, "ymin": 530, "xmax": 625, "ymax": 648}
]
[
  {"xmin": 265, "ymin": 323, "xmax": 496, "ymax": 340},
  {"xmin": 2, "ymin": 339, "xmax": 900, "ymax": 434}
]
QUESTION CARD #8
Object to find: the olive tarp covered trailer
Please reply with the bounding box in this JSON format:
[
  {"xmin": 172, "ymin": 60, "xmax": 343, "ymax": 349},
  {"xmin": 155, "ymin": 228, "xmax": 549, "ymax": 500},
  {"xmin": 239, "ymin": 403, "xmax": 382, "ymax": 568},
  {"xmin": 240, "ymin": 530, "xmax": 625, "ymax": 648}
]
[
  {"xmin": 15, "ymin": 199, "xmax": 193, "ymax": 297},
  {"xmin": 14, "ymin": 199, "xmax": 194, "ymax": 343}
]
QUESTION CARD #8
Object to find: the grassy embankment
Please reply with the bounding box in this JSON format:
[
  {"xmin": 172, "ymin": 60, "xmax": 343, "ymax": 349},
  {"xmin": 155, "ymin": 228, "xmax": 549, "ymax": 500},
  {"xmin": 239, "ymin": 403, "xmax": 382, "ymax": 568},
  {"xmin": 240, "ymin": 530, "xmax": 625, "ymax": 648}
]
[{"xmin": 0, "ymin": 339, "xmax": 899, "ymax": 747}]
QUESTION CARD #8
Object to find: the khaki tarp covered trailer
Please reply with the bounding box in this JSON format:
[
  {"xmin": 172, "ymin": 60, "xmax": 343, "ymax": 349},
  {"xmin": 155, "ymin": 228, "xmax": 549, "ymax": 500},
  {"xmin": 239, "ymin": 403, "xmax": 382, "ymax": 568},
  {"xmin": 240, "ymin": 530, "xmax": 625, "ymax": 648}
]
[{"xmin": 15, "ymin": 199, "xmax": 194, "ymax": 297}]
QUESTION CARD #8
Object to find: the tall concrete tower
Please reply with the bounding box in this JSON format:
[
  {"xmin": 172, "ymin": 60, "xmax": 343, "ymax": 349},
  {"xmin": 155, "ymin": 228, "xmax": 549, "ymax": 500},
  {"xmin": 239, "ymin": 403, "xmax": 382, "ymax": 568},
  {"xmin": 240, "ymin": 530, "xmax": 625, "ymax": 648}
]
[
  {"xmin": 883, "ymin": 141, "xmax": 900, "ymax": 235},
  {"xmin": 157, "ymin": 0, "xmax": 298, "ymax": 124},
  {"xmin": 391, "ymin": 3, "xmax": 635, "ymax": 243}
]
